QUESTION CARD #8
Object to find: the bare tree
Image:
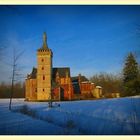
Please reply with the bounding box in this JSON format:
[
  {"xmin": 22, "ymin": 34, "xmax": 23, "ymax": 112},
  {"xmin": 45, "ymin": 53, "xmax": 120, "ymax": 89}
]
[
  {"xmin": 9, "ymin": 47, "xmax": 24, "ymax": 110},
  {"xmin": 0, "ymin": 45, "xmax": 6, "ymax": 61},
  {"xmin": 90, "ymin": 72, "xmax": 122, "ymax": 97}
]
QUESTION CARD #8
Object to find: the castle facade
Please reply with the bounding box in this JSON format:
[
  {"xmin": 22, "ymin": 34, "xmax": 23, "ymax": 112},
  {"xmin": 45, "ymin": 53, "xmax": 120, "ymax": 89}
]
[{"xmin": 25, "ymin": 33, "xmax": 102, "ymax": 101}]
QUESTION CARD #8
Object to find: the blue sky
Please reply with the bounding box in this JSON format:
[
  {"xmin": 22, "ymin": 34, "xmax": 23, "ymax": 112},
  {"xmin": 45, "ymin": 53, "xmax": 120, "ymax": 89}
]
[{"xmin": 0, "ymin": 5, "xmax": 140, "ymax": 83}]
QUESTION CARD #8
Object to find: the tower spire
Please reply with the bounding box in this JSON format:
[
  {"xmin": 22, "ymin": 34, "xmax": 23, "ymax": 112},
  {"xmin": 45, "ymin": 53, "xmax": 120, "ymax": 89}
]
[
  {"xmin": 42, "ymin": 32, "xmax": 48, "ymax": 49},
  {"xmin": 43, "ymin": 32, "xmax": 47, "ymax": 44}
]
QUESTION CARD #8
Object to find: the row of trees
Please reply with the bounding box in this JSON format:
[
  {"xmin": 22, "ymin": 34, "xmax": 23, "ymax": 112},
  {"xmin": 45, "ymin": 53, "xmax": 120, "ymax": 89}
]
[
  {"xmin": 90, "ymin": 73, "xmax": 122, "ymax": 97},
  {"xmin": 0, "ymin": 82, "xmax": 25, "ymax": 98},
  {"xmin": 90, "ymin": 53, "xmax": 140, "ymax": 97}
]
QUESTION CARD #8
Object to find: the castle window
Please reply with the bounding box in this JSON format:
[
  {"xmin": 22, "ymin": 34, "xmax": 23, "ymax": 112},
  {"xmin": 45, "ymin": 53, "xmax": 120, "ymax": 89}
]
[
  {"xmin": 43, "ymin": 75, "xmax": 45, "ymax": 80},
  {"xmin": 41, "ymin": 59, "xmax": 44, "ymax": 62}
]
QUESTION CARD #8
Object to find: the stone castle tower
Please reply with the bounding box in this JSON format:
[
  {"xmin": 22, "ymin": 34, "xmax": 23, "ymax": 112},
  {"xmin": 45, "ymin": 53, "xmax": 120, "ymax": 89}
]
[{"xmin": 37, "ymin": 32, "xmax": 53, "ymax": 100}]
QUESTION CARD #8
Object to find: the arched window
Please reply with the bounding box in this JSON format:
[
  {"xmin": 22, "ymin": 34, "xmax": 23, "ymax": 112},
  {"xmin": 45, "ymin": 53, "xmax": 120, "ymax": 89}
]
[
  {"xmin": 43, "ymin": 75, "xmax": 45, "ymax": 80},
  {"xmin": 41, "ymin": 59, "xmax": 44, "ymax": 62},
  {"xmin": 43, "ymin": 89, "xmax": 45, "ymax": 92},
  {"xmin": 42, "ymin": 67, "xmax": 44, "ymax": 70}
]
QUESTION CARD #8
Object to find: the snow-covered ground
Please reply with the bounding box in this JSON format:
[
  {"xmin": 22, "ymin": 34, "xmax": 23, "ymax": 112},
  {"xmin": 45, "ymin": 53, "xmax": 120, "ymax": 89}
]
[{"xmin": 0, "ymin": 97, "xmax": 140, "ymax": 135}]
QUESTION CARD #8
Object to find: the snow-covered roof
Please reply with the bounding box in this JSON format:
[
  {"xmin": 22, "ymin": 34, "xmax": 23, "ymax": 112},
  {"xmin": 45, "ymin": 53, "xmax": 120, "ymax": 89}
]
[
  {"xmin": 96, "ymin": 86, "xmax": 102, "ymax": 88},
  {"xmin": 81, "ymin": 81, "xmax": 90, "ymax": 84}
]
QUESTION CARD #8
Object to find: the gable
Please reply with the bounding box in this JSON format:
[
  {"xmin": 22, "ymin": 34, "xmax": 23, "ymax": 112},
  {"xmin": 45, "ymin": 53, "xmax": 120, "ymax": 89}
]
[{"xmin": 52, "ymin": 67, "xmax": 70, "ymax": 79}]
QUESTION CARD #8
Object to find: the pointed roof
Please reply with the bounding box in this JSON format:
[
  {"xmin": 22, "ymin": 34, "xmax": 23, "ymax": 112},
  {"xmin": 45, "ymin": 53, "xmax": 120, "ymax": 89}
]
[
  {"xmin": 52, "ymin": 67, "xmax": 70, "ymax": 79},
  {"xmin": 71, "ymin": 75, "xmax": 89, "ymax": 83},
  {"xmin": 27, "ymin": 67, "xmax": 37, "ymax": 79},
  {"xmin": 42, "ymin": 32, "xmax": 48, "ymax": 49},
  {"xmin": 27, "ymin": 67, "xmax": 70, "ymax": 80},
  {"xmin": 38, "ymin": 32, "xmax": 49, "ymax": 51}
]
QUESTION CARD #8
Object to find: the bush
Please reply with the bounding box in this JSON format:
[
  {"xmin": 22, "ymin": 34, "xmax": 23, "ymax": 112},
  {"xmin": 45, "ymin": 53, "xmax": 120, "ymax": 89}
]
[
  {"xmin": 19, "ymin": 105, "xmax": 36, "ymax": 118},
  {"xmin": 66, "ymin": 119, "xmax": 75, "ymax": 129}
]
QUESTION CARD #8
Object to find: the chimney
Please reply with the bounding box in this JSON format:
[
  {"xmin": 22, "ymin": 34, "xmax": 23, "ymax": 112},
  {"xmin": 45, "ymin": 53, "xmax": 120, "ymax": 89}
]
[{"xmin": 78, "ymin": 73, "xmax": 81, "ymax": 83}]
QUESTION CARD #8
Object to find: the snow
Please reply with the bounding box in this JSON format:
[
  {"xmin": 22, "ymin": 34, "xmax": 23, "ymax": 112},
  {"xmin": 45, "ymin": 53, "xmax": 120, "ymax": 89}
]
[
  {"xmin": 0, "ymin": 97, "xmax": 140, "ymax": 135},
  {"xmin": 0, "ymin": 99, "xmax": 69, "ymax": 135},
  {"xmin": 96, "ymin": 86, "xmax": 102, "ymax": 88}
]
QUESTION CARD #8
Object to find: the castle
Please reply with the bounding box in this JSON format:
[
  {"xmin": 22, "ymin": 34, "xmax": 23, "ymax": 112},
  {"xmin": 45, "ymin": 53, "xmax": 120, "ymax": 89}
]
[{"xmin": 25, "ymin": 32, "xmax": 102, "ymax": 101}]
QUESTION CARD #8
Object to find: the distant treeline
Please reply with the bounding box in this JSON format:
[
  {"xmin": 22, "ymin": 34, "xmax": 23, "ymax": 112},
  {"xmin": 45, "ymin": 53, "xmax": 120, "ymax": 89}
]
[
  {"xmin": 90, "ymin": 53, "xmax": 140, "ymax": 97},
  {"xmin": 90, "ymin": 73, "xmax": 123, "ymax": 97},
  {"xmin": 0, "ymin": 82, "xmax": 25, "ymax": 98}
]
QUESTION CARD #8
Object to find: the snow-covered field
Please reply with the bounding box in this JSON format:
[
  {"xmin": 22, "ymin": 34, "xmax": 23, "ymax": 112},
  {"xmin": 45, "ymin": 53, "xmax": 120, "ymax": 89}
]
[{"xmin": 0, "ymin": 97, "xmax": 140, "ymax": 135}]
